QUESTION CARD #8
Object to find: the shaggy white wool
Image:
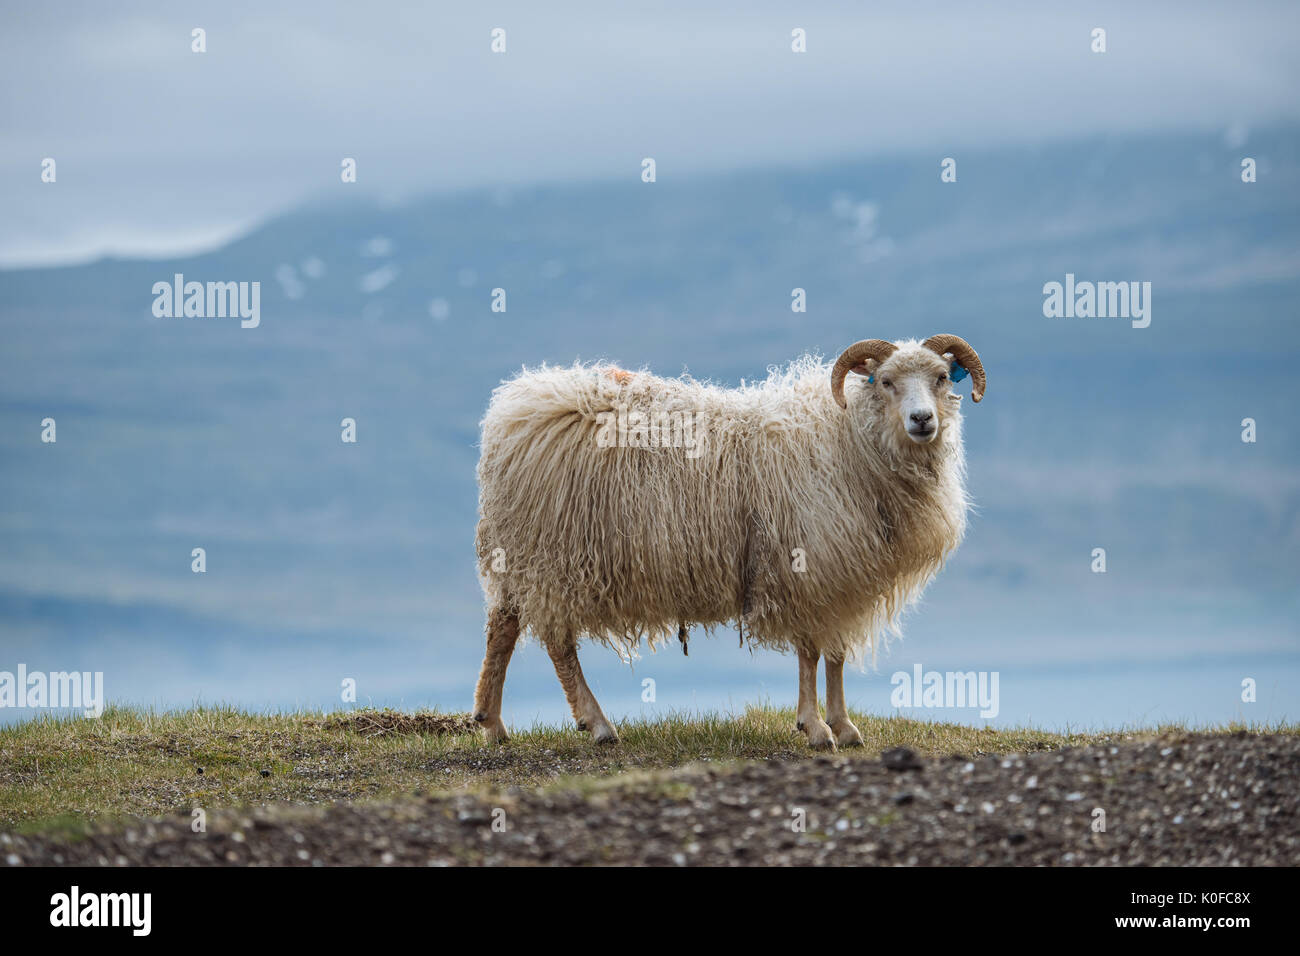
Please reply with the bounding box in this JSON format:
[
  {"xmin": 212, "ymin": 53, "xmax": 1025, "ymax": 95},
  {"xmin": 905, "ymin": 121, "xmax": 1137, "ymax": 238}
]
[{"xmin": 475, "ymin": 349, "xmax": 969, "ymax": 664}]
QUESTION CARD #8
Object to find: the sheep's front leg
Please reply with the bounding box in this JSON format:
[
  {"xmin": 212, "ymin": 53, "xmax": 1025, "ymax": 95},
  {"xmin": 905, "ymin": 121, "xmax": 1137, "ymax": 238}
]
[
  {"xmin": 796, "ymin": 646, "xmax": 835, "ymax": 751},
  {"xmin": 824, "ymin": 658, "xmax": 864, "ymax": 748},
  {"xmin": 545, "ymin": 637, "xmax": 619, "ymax": 745},
  {"xmin": 473, "ymin": 607, "xmax": 520, "ymax": 743}
]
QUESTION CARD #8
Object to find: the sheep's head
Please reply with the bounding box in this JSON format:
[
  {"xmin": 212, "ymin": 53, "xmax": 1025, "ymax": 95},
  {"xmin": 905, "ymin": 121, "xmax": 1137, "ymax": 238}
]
[{"xmin": 831, "ymin": 335, "xmax": 986, "ymax": 446}]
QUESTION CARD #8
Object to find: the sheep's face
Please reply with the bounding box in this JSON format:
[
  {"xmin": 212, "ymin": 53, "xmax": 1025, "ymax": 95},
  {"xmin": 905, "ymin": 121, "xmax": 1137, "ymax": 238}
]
[{"xmin": 865, "ymin": 348, "xmax": 957, "ymax": 446}]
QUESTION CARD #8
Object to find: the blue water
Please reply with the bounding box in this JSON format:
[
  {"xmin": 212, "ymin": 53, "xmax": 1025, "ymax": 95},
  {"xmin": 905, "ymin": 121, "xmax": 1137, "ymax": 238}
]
[{"xmin": 2, "ymin": 128, "xmax": 1298, "ymax": 730}]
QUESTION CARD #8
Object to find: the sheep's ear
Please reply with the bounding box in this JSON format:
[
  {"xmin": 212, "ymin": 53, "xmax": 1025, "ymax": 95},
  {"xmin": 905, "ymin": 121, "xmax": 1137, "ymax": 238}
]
[{"xmin": 851, "ymin": 361, "xmax": 876, "ymax": 384}]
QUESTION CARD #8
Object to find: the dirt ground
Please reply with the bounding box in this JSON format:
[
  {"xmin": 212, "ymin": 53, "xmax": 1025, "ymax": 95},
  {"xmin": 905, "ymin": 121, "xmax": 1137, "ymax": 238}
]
[{"xmin": 4, "ymin": 731, "xmax": 1296, "ymax": 866}]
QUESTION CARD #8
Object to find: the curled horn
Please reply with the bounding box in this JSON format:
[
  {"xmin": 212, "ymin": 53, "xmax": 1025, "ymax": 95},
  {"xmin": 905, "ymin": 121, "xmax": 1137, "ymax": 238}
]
[
  {"xmin": 831, "ymin": 339, "xmax": 897, "ymax": 409},
  {"xmin": 923, "ymin": 334, "xmax": 986, "ymax": 403}
]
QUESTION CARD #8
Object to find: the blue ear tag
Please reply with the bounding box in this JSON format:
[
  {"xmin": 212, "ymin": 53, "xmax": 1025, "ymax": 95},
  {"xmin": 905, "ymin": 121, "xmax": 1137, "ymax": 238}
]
[{"xmin": 866, "ymin": 375, "xmax": 874, "ymax": 384}]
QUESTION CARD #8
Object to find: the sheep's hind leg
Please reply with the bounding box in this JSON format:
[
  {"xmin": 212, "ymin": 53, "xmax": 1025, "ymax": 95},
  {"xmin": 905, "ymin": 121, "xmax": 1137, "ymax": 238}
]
[
  {"xmin": 824, "ymin": 657, "xmax": 864, "ymax": 748},
  {"xmin": 545, "ymin": 636, "xmax": 619, "ymax": 745},
  {"xmin": 796, "ymin": 646, "xmax": 836, "ymax": 751},
  {"xmin": 472, "ymin": 607, "xmax": 520, "ymax": 744}
]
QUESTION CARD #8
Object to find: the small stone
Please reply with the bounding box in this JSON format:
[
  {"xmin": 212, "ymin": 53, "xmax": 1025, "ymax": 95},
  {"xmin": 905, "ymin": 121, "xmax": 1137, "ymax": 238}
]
[{"xmin": 881, "ymin": 747, "xmax": 923, "ymax": 771}]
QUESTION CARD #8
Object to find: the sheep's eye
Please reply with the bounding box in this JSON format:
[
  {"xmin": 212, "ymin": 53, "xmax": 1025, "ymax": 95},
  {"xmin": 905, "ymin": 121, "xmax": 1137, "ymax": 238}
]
[
  {"xmin": 881, "ymin": 379, "xmax": 893, "ymax": 388},
  {"xmin": 937, "ymin": 374, "xmax": 948, "ymax": 385}
]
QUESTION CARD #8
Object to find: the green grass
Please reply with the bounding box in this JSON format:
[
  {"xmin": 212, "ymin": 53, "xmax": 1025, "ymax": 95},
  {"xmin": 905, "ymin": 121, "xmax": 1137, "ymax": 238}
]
[{"xmin": 0, "ymin": 704, "xmax": 1292, "ymax": 834}]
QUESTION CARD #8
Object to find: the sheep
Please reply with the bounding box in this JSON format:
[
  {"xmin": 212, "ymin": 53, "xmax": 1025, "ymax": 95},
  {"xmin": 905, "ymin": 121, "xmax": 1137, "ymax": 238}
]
[{"xmin": 472, "ymin": 335, "xmax": 986, "ymax": 749}]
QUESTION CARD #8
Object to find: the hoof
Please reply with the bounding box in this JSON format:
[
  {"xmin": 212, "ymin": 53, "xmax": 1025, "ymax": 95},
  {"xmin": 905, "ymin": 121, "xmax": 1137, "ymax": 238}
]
[
  {"xmin": 835, "ymin": 724, "xmax": 865, "ymax": 749},
  {"xmin": 591, "ymin": 723, "xmax": 619, "ymax": 745},
  {"xmin": 801, "ymin": 718, "xmax": 837, "ymax": 752},
  {"xmin": 479, "ymin": 717, "xmax": 509, "ymax": 744}
]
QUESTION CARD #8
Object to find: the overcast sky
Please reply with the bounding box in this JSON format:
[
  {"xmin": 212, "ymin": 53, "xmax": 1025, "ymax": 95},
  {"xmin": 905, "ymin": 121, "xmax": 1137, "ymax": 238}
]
[{"xmin": 2, "ymin": 0, "xmax": 1298, "ymax": 266}]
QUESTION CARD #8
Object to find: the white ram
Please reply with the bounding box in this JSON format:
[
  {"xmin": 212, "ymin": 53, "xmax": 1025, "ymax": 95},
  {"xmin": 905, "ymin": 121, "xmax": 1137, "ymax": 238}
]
[{"xmin": 472, "ymin": 335, "xmax": 986, "ymax": 749}]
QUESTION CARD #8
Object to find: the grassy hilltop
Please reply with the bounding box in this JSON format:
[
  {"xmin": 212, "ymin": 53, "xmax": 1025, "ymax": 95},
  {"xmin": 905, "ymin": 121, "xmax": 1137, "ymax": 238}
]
[{"xmin": 2, "ymin": 705, "xmax": 1292, "ymax": 838}]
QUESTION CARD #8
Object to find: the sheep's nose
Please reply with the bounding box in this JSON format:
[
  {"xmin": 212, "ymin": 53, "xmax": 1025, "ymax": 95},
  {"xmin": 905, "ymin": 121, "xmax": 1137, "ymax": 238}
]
[{"xmin": 909, "ymin": 410, "xmax": 933, "ymax": 424}]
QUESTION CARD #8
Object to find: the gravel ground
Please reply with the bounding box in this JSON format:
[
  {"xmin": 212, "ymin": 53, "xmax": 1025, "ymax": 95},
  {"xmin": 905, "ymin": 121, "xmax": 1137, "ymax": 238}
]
[{"xmin": 4, "ymin": 732, "xmax": 1296, "ymax": 866}]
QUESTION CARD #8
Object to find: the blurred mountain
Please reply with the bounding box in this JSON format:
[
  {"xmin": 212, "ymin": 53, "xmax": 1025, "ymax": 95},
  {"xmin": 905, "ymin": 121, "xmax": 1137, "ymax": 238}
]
[{"xmin": 1, "ymin": 127, "xmax": 1297, "ymax": 726}]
